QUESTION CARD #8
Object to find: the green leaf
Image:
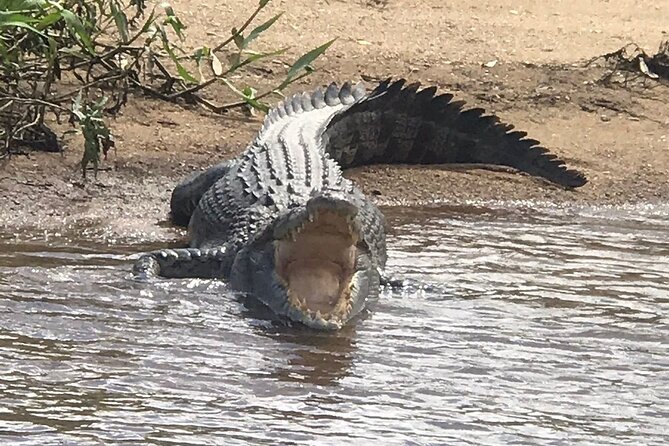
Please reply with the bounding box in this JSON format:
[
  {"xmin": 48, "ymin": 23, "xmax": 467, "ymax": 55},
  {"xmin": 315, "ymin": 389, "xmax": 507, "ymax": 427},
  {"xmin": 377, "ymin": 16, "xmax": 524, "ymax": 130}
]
[
  {"xmin": 221, "ymin": 78, "xmax": 269, "ymax": 112},
  {"xmin": 1, "ymin": 0, "xmax": 49, "ymax": 11},
  {"xmin": 244, "ymin": 96, "xmax": 269, "ymax": 113},
  {"xmin": 241, "ymin": 12, "xmax": 282, "ymax": 49},
  {"xmin": 0, "ymin": 11, "xmax": 37, "ymax": 24},
  {"xmin": 71, "ymin": 92, "xmax": 85, "ymax": 121},
  {"xmin": 60, "ymin": 9, "xmax": 95, "ymax": 54},
  {"xmin": 163, "ymin": 4, "xmax": 185, "ymax": 40},
  {"xmin": 0, "ymin": 19, "xmax": 47, "ymax": 38},
  {"xmin": 138, "ymin": 7, "xmax": 157, "ymax": 34},
  {"xmin": 46, "ymin": 34, "xmax": 57, "ymax": 71},
  {"xmin": 285, "ymin": 38, "xmax": 335, "ymax": 81},
  {"xmin": 259, "ymin": 0, "xmax": 270, "ymax": 7},
  {"xmin": 231, "ymin": 27, "xmax": 244, "ymax": 49},
  {"xmin": 75, "ymin": 95, "xmax": 113, "ymax": 177},
  {"xmin": 242, "ymin": 86, "xmax": 256, "ymax": 98},
  {"xmin": 192, "ymin": 46, "xmax": 210, "ymax": 64},
  {"xmin": 161, "ymin": 33, "xmax": 198, "ymax": 83},
  {"xmin": 232, "ymin": 47, "xmax": 286, "ymax": 71},
  {"xmin": 110, "ymin": 0, "xmax": 129, "ymax": 43},
  {"xmin": 35, "ymin": 11, "xmax": 62, "ymax": 30},
  {"xmin": 94, "ymin": 96, "xmax": 109, "ymax": 112}
]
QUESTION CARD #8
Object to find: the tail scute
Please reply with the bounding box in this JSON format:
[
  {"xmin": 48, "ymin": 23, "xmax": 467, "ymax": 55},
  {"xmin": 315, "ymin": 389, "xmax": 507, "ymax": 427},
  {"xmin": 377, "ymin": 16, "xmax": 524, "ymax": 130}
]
[{"xmin": 324, "ymin": 79, "xmax": 587, "ymax": 188}]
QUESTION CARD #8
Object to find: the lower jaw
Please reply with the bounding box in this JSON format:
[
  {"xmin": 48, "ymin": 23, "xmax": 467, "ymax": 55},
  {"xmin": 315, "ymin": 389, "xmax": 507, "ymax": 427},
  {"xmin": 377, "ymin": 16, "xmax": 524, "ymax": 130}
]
[{"xmin": 285, "ymin": 305, "xmax": 349, "ymax": 330}]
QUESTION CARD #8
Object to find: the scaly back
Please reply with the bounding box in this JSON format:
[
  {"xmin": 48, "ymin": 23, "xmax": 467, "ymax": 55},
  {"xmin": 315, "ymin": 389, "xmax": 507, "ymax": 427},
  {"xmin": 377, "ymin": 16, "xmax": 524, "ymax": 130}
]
[{"xmin": 189, "ymin": 82, "xmax": 369, "ymax": 247}]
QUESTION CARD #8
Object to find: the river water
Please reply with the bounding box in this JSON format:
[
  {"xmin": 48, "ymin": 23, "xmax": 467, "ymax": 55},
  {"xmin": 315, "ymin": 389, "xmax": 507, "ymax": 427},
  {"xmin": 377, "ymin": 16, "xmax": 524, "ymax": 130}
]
[{"xmin": 0, "ymin": 203, "xmax": 667, "ymax": 445}]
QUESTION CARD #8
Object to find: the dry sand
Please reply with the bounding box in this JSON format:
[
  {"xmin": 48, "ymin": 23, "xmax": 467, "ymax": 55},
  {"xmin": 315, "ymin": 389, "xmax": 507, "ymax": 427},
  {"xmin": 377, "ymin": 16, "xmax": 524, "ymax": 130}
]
[{"xmin": 1, "ymin": 0, "xmax": 668, "ymax": 239}]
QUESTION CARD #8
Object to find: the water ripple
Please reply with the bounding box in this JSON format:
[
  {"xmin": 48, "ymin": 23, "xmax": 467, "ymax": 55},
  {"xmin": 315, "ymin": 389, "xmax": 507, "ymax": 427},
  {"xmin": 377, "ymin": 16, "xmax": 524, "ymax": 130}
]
[{"xmin": 0, "ymin": 203, "xmax": 668, "ymax": 445}]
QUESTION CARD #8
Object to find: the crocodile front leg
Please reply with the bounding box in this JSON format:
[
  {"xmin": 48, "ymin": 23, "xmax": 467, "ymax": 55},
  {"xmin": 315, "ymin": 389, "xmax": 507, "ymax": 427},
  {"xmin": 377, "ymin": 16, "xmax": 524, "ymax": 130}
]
[
  {"xmin": 132, "ymin": 247, "xmax": 232, "ymax": 279},
  {"xmin": 170, "ymin": 160, "xmax": 237, "ymax": 227}
]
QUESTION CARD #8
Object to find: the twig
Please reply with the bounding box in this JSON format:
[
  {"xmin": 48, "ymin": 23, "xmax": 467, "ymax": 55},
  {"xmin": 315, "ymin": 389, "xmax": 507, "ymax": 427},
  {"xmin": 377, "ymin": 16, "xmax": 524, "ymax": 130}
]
[
  {"xmin": 0, "ymin": 96, "xmax": 70, "ymax": 112},
  {"xmin": 192, "ymin": 71, "xmax": 311, "ymax": 113},
  {"xmin": 12, "ymin": 112, "xmax": 40, "ymax": 136},
  {"xmin": 166, "ymin": 76, "xmax": 217, "ymax": 99},
  {"xmin": 51, "ymin": 72, "xmax": 128, "ymax": 102},
  {"xmin": 213, "ymin": 4, "xmax": 264, "ymax": 52}
]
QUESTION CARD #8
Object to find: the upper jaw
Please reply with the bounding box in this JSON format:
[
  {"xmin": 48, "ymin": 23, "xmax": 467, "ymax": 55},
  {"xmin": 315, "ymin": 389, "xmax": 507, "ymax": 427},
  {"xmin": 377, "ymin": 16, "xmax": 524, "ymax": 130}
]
[{"xmin": 272, "ymin": 193, "xmax": 363, "ymax": 241}]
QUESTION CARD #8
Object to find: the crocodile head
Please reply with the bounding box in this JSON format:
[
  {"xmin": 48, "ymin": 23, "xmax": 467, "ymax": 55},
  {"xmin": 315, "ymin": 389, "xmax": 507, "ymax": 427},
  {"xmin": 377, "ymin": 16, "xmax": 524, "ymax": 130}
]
[{"xmin": 230, "ymin": 194, "xmax": 381, "ymax": 330}]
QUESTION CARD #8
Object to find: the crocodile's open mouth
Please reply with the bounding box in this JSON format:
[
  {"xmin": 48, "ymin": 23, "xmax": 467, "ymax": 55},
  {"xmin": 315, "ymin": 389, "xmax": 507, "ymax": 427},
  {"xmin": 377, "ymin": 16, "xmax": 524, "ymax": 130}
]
[{"xmin": 275, "ymin": 209, "xmax": 358, "ymax": 323}]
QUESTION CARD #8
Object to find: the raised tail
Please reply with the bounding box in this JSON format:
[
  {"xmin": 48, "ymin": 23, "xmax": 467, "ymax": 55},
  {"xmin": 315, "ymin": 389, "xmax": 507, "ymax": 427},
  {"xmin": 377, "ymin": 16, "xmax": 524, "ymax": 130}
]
[{"xmin": 323, "ymin": 79, "xmax": 587, "ymax": 188}]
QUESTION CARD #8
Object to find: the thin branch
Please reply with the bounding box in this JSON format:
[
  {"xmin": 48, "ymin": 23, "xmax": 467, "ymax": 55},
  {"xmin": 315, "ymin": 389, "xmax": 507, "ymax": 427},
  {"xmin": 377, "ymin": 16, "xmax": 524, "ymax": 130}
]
[
  {"xmin": 12, "ymin": 111, "xmax": 41, "ymax": 136},
  {"xmin": 51, "ymin": 72, "xmax": 128, "ymax": 102},
  {"xmin": 149, "ymin": 56, "xmax": 175, "ymax": 80},
  {"xmin": 166, "ymin": 76, "xmax": 217, "ymax": 99},
  {"xmin": 192, "ymin": 71, "xmax": 312, "ymax": 113},
  {"xmin": 212, "ymin": 4, "xmax": 264, "ymax": 52},
  {"xmin": 0, "ymin": 96, "xmax": 70, "ymax": 112}
]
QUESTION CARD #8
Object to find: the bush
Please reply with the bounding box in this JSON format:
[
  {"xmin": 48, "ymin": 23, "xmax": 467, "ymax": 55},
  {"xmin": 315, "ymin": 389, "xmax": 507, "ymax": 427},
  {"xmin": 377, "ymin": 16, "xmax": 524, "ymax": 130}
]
[{"xmin": 0, "ymin": 0, "xmax": 333, "ymax": 175}]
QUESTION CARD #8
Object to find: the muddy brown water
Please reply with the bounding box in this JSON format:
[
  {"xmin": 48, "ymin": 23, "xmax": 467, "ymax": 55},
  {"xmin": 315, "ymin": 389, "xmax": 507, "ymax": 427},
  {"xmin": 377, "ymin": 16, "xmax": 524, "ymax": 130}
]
[{"xmin": 0, "ymin": 203, "xmax": 667, "ymax": 445}]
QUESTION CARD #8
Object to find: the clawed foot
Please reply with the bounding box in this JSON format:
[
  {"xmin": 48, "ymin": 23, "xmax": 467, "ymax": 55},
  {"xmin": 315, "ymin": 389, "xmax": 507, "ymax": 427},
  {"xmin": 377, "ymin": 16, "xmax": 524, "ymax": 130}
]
[{"xmin": 131, "ymin": 247, "xmax": 229, "ymax": 279}]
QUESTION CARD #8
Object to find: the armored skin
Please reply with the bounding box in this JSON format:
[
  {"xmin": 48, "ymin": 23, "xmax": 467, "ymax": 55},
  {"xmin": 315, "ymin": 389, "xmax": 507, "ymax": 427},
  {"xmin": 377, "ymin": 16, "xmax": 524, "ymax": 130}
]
[{"xmin": 133, "ymin": 79, "xmax": 587, "ymax": 329}]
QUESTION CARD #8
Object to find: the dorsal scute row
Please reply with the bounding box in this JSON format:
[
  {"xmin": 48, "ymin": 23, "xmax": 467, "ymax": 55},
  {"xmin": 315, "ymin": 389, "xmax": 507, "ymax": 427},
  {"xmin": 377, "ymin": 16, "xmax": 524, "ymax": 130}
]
[{"xmin": 257, "ymin": 81, "xmax": 367, "ymax": 137}]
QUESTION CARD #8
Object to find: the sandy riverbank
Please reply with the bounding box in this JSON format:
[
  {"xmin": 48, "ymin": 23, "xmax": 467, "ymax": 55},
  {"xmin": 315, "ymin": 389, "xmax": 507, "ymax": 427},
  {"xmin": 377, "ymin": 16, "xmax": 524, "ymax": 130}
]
[{"xmin": 1, "ymin": 0, "xmax": 668, "ymax": 240}]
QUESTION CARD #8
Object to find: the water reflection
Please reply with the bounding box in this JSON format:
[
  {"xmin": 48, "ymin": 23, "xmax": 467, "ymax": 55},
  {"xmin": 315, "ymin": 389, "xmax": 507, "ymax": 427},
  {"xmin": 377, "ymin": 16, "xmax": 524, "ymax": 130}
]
[{"xmin": 255, "ymin": 325, "xmax": 358, "ymax": 387}]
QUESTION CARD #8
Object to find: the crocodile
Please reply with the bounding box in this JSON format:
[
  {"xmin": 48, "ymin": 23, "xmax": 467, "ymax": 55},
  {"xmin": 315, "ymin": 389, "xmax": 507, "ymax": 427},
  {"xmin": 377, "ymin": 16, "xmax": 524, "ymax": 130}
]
[{"xmin": 133, "ymin": 78, "xmax": 587, "ymax": 330}]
